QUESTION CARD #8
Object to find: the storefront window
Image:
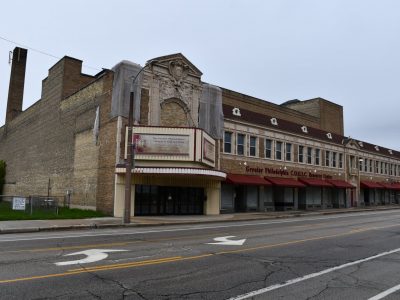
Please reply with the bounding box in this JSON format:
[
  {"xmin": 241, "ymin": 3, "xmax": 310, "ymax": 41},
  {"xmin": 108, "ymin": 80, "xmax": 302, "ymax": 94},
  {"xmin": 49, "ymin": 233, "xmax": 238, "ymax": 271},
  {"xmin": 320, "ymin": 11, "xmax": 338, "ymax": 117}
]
[
  {"xmin": 276, "ymin": 141, "xmax": 282, "ymax": 160},
  {"xmin": 249, "ymin": 136, "xmax": 257, "ymax": 157},
  {"xmin": 237, "ymin": 133, "xmax": 245, "ymax": 155},
  {"xmin": 286, "ymin": 143, "xmax": 292, "ymax": 161},
  {"xmin": 298, "ymin": 145, "xmax": 304, "ymax": 163},
  {"xmin": 265, "ymin": 139, "xmax": 272, "ymax": 159},
  {"xmin": 315, "ymin": 149, "xmax": 320, "ymax": 165},
  {"xmin": 307, "ymin": 147, "xmax": 312, "ymax": 164},
  {"xmin": 224, "ymin": 131, "xmax": 232, "ymax": 153}
]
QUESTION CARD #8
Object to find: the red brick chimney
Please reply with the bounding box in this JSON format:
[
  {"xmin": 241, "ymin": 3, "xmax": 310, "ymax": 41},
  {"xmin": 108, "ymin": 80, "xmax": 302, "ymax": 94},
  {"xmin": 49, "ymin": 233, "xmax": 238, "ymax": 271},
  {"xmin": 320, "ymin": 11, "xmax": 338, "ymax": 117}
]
[{"xmin": 6, "ymin": 47, "xmax": 27, "ymax": 124}]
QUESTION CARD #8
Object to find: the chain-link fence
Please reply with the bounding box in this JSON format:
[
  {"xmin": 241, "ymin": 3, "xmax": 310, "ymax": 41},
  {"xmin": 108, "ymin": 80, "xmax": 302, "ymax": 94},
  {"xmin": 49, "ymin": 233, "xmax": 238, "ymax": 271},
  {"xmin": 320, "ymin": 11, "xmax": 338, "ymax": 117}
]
[{"xmin": 0, "ymin": 195, "xmax": 68, "ymax": 216}]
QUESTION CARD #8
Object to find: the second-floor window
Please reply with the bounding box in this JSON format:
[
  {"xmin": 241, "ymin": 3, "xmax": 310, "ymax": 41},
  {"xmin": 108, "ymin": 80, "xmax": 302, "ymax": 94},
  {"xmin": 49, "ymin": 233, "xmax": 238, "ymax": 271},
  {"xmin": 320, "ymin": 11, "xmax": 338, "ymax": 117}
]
[
  {"xmin": 276, "ymin": 141, "xmax": 282, "ymax": 160},
  {"xmin": 286, "ymin": 143, "xmax": 292, "ymax": 161},
  {"xmin": 325, "ymin": 151, "xmax": 331, "ymax": 167},
  {"xmin": 265, "ymin": 139, "xmax": 272, "ymax": 159},
  {"xmin": 315, "ymin": 149, "xmax": 320, "ymax": 165},
  {"xmin": 332, "ymin": 152, "xmax": 337, "ymax": 168},
  {"xmin": 364, "ymin": 159, "xmax": 368, "ymax": 172},
  {"xmin": 339, "ymin": 153, "xmax": 343, "ymax": 169},
  {"xmin": 237, "ymin": 134, "xmax": 245, "ymax": 155},
  {"xmin": 224, "ymin": 132, "xmax": 232, "ymax": 153},
  {"xmin": 298, "ymin": 145, "xmax": 304, "ymax": 163},
  {"xmin": 249, "ymin": 136, "xmax": 257, "ymax": 157},
  {"xmin": 307, "ymin": 147, "xmax": 312, "ymax": 164}
]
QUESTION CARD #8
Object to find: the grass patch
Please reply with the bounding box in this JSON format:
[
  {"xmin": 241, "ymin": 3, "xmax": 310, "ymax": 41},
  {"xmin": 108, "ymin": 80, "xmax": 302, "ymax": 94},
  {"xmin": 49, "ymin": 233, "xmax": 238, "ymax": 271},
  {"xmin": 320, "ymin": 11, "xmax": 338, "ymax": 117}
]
[{"xmin": 0, "ymin": 201, "xmax": 106, "ymax": 221}]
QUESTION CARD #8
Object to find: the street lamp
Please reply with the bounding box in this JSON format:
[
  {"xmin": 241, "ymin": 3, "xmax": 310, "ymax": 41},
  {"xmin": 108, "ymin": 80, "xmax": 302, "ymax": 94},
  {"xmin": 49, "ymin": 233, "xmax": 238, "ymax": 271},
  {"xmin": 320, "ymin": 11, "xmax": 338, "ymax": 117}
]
[{"xmin": 124, "ymin": 59, "xmax": 158, "ymax": 224}]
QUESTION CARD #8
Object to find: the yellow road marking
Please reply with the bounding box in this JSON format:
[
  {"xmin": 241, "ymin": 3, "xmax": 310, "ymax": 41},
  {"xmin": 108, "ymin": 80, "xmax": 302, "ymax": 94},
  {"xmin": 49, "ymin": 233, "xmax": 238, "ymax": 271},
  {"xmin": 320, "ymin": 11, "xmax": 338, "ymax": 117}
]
[{"xmin": 1, "ymin": 222, "xmax": 400, "ymax": 284}]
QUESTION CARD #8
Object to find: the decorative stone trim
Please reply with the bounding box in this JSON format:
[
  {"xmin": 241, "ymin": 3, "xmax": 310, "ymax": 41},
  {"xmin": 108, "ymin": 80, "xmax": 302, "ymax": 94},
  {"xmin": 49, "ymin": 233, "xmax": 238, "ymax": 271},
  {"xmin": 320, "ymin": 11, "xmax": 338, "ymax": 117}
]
[
  {"xmin": 270, "ymin": 118, "xmax": 278, "ymax": 126},
  {"xmin": 326, "ymin": 133, "xmax": 332, "ymax": 139},
  {"xmin": 301, "ymin": 126, "xmax": 308, "ymax": 133}
]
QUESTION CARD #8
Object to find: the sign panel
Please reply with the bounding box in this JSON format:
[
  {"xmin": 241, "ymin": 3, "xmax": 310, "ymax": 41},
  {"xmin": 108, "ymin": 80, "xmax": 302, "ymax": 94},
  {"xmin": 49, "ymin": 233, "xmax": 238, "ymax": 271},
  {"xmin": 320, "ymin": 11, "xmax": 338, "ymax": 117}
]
[
  {"xmin": 203, "ymin": 138, "xmax": 215, "ymax": 163},
  {"xmin": 12, "ymin": 197, "xmax": 26, "ymax": 210},
  {"xmin": 133, "ymin": 134, "xmax": 190, "ymax": 156}
]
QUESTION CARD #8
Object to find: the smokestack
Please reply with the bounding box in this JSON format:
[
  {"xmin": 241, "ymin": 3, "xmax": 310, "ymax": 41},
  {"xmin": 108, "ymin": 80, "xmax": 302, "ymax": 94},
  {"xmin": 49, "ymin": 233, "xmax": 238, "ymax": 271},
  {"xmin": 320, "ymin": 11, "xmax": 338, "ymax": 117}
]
[{"xmin": 6, "ymin": 47, "xmax": 27, "ymax": 124}]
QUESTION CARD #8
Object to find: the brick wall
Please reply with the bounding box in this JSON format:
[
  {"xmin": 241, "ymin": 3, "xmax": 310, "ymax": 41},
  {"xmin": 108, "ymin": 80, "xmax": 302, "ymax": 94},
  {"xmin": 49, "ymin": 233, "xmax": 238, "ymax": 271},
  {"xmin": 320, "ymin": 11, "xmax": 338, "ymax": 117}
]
[{"xmin": 0, "ymin": 56, "xmax": 116, "ymax": 214}]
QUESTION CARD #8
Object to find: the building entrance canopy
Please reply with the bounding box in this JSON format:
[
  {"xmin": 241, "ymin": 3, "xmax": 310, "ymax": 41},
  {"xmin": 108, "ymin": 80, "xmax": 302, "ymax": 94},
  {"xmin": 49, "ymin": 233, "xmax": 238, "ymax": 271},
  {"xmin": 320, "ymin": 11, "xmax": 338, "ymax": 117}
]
[
  {"xmin": 327, "ymin": 180, "xmax": 356, "ymax": 189},
  {"xmin": 299, "ymin": 178, "xmax": 333, "ymax": 187},
  {"xmin": 360, "ymin": 181, "xmax": 384, "ymax": 189}
]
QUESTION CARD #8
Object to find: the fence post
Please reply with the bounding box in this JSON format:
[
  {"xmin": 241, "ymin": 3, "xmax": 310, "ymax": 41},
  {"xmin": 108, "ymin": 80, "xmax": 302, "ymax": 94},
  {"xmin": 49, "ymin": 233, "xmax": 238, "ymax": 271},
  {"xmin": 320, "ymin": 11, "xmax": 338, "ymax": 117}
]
[{"xmin": 30, "ymin": 196, "xmax": 33, "ymax": 215}]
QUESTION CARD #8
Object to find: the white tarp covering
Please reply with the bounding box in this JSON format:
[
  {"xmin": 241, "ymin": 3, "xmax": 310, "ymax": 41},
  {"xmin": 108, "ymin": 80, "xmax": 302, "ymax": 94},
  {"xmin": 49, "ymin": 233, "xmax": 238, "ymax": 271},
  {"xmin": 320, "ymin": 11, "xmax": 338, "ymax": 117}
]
[
  {"xmin": 199, "ymin": 83, "xmax": 224, "ymax": 139},
  {"xmin": 111, "ymin": 60, "xmax": 143, "ymax": 121}
]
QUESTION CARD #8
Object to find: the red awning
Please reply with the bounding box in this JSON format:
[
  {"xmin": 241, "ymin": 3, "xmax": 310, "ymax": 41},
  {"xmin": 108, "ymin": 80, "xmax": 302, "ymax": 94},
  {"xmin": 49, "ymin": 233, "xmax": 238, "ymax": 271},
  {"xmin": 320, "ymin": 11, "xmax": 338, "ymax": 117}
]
[
  {"xmin": 360, "ymin": 181, "xmax": 384, "ymax": 189},
  {"xmin": 226, "ymin": 174, "xmax": 272, "ymax": 186},
  {"xmin": 299, "ymin": 178, "xmax": 333, "ymax": 187},
  {"xmin": 392, "ymin": 183, "xmax": 400, "ymax": 190},
  {"xmin": 265, "ymin": 177, "xmax": 306, "ymax": 188},
  {"xmin": 327, "ymin": 179, "xmax": 356, "ymax": 189},
  {"xmin": 379, "ymin": 182, "xmax": 397, "ymax": 190}
]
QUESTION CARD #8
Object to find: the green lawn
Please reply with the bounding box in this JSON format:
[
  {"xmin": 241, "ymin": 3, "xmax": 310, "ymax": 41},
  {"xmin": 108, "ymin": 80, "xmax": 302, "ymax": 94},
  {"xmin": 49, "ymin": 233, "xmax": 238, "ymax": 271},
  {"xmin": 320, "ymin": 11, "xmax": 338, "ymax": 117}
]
[{"xmin": 0, "ymin": 201, "xmax": 106, "ymax": 221}]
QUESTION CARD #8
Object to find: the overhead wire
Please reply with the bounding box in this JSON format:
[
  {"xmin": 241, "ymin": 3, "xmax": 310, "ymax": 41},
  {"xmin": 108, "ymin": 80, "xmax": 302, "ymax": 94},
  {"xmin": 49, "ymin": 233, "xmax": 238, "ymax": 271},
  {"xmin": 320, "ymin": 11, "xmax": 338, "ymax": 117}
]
[{"xmin": 0, "ymin": 35, "xmax": 102, "ymax": 71}]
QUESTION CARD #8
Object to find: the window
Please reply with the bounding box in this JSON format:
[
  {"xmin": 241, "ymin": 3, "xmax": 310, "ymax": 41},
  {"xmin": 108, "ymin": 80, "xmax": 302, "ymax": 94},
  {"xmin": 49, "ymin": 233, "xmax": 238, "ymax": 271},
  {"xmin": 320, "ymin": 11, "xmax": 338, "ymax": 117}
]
[
  {"xmin": 369, "ymin": 160, "xmax": 373, "ymax": 173},
  {"xmin": 359, "ymin": 158, "xmax": 363, "ymax": 171},
  {"xmin": 325, "ymin": 151, "xmax": 331, "ymax": 167},
  {"xmin": 224, "ymin": 132, "xmax": 232, "ymax": 153},
  {"xmin": 286, "ymin": 143, "xmax": 292, "ymax": 161},
  {"xmin": 237, "ymin": 134, "xmax": 245, "ymax": 156},
  {"xmin": 276, "ymin": 141, "xmax": 283, "ymax": 160},
  {"xmin": 380, "ymin": 162, "xmax": 384, "ymax": 174},
  {"xmin": 332, "ymin": 152, "xmax": 337, "ymax": 168},
  {"xmin": 265, "ymin": 139, "xmax": 272, "ymax": 159},
  {"xmin": 249, "ymin": 136, "xmax": 257, "ymax": 157},
  {"xmin": 315, "ymin": 149, "xmax": 320, "ymax": 165},
  {"xmin": 307, "ymin": 147, "xmax": 312, "ymax": 164},
  {"xmin": 298, "ymin": 145, "xmax": 304, "ymax": 163},
  {"xmin": 364, "ymin": 159, "xmax": 368, "ymax": 172},
  {"xmin": 339, "ymin": 153, "xmax": 343, "ymax": 169},
  {"xmin": 375, "ymin": 161, "xmax": 379, "ymax": 174}
]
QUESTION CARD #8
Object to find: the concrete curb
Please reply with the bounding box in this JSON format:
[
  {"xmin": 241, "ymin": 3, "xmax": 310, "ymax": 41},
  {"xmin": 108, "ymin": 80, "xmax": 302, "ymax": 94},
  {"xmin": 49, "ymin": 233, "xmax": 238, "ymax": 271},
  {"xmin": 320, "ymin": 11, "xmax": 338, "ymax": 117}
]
[{"xmin": 1, "ymin": 206, "xmax": 400, "ymax": 235}]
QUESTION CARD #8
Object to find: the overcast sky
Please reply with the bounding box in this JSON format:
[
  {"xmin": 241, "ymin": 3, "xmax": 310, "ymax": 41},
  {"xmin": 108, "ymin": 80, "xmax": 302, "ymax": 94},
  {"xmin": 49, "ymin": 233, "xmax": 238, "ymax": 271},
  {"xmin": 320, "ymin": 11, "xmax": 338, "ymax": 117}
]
[{"xmin": 1, "ymin": 0, "xmax": 399, "ymax": 150}]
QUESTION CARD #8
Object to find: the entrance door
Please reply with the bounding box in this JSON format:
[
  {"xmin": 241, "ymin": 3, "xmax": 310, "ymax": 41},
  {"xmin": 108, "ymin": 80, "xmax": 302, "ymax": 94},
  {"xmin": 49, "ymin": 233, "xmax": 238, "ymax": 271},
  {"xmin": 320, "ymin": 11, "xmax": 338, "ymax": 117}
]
[
  {"xmin": 234, "ymin": 186, "xmax": 246, "ymax": 212},
  {"xmin": 135, "ymin": 185, "xmax": 204, "ymax": 215}
]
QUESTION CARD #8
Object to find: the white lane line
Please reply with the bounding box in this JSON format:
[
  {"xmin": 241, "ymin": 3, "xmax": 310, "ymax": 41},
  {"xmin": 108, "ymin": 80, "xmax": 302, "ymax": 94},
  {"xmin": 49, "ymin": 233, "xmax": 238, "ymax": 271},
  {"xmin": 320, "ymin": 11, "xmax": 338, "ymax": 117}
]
[
  {"xmin": 0, "ymin": 210, "xmax": 398, "ymax": 243},
  {"xmin": 368, "ymin": 284, "xmax": 400, "ymax": 300},
  {"xmin": 228, "ymin": 247, "xmax": 400, "ymax": 300}
]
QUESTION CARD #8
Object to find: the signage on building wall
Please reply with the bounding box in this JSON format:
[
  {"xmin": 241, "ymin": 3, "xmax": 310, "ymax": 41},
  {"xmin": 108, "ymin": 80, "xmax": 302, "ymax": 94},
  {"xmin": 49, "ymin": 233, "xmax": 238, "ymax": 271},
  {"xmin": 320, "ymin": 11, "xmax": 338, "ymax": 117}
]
[
  {"xmin": 12, "ymin": 197, "xmax": 26, "ymax": 210},
  {"xmin": 133, "ymin": 134, "xmax": 190, "ymax": 156},
  {"xmin": 203, "ymin": 138, "xmax": 215, "ymax": 163},
  {"xmin": 245, "ymin": 166, "xmax": 333, "ymax": 179}
]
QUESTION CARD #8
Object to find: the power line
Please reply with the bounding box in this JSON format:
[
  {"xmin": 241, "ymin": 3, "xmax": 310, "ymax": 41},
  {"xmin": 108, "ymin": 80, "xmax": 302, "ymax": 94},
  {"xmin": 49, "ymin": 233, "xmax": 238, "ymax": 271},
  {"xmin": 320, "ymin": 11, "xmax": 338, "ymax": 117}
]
[{"xmin": 0, "ymin": 35, "xmax": 101, "ymax": 71}]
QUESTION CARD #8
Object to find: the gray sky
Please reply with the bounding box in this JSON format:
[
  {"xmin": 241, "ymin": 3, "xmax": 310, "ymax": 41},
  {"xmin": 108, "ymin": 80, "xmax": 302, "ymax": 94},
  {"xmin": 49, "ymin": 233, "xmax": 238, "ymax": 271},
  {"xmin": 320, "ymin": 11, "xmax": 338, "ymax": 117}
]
[{"xmin": 1, "ymin": 0, "xmax": 399, "ymax": 150}]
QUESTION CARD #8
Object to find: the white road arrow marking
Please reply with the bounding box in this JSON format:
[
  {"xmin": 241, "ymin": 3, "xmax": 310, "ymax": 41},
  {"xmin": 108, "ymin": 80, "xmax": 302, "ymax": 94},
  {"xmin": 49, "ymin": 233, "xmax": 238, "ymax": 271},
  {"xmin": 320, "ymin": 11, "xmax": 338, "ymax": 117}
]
[
  {"xmin": 207, "ymin": 236, "xmax": 246, "ymax": 246},
  {"xmin": 55, "ymin": 249, "xmax": 127, "ymax": 266}
]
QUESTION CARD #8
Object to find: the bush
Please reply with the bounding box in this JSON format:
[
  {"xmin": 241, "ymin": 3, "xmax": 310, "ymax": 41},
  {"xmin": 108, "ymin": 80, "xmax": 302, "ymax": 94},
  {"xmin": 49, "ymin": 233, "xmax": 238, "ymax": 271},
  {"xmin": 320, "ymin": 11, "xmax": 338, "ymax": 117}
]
[{"xmin": 0, "ymin": 160, "xmax": 5, "ymax": 195}]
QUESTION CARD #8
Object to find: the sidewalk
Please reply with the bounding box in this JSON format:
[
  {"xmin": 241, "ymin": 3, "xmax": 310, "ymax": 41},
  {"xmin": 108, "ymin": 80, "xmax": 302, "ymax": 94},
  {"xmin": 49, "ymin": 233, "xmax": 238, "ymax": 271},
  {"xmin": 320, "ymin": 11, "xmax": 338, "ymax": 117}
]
[{"xmin": 1, "ymin": 205, "xmax": 400, "ymax": 234}]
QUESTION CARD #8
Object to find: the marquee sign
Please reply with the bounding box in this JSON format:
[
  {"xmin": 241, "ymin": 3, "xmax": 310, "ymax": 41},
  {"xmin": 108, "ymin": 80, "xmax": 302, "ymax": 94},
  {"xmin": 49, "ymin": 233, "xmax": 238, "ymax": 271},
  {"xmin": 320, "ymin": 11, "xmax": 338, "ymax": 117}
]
[{"xmin": 134, "ymin": 134, "xmax": 190, "ymax": 156}]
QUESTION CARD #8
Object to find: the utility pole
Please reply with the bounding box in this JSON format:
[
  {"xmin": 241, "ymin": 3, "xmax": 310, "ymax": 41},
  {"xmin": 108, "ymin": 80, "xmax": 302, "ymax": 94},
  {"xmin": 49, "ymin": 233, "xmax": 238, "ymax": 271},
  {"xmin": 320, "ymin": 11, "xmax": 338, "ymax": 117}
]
[{"xmin": 123, "ymin": 59, "xmax": 158, "ymax": 224}]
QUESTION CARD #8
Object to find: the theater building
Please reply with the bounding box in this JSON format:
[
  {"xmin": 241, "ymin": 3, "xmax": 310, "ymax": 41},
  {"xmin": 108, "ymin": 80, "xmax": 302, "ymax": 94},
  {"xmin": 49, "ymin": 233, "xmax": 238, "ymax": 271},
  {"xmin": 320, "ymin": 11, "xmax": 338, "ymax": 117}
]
[{"xmin": 1, "ymin": 48, "xmax": 399, "ymax": 217}]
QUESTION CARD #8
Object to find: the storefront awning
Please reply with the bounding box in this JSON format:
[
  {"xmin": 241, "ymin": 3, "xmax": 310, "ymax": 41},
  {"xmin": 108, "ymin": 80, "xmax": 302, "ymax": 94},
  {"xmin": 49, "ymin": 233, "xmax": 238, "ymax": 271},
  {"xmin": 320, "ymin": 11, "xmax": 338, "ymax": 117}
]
[
  {"xmin": 299, "ymin": 178, "xmax": 333, "ymax": 187},
  {"xmin": 327, "ymin": 179, "xmax": 356, "ymax": 189},
  {"xmin": 226, "ymin": 174, "xmax": 272, "ymax": 186},
  {"xmin": 379, "ymin": 182, "xmax": 397, "ymax": 190},
  {"xmin": 391, "ymin": 183, "xmax": 400, "ymax": 190},
  {"xmin": 360, "ymin": 181, "xmax": 384, "ymax": 189},
  {"xmin": 265, "ymin": 177, "xmax": 306, "ymax": 188}
]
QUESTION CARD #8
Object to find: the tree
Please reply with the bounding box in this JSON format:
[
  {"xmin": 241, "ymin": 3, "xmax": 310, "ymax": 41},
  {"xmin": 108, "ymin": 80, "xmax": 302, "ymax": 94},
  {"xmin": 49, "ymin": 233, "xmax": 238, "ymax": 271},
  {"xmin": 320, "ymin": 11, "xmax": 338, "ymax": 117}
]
[{"xmin": 0, "ymin": 160, "xmax": 6, "ymax": 195}]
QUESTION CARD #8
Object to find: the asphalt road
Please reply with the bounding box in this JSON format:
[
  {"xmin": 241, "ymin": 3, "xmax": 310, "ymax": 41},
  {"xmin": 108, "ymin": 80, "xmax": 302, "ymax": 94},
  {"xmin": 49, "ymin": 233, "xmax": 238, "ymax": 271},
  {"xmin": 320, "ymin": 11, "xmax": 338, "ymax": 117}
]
[{"xmin": 2, "ymin": 210, "xmax": 400, "ymax": 299}]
